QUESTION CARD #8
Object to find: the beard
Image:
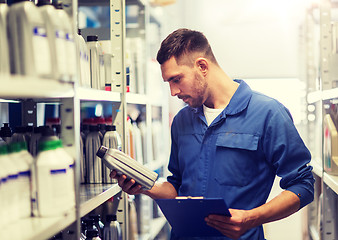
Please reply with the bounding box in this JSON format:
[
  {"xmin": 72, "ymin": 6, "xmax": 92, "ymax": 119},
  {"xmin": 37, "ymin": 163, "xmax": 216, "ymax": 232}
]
[{"xmin": 180, "ymin": 72, "xmax": 207, "ymax": 108}]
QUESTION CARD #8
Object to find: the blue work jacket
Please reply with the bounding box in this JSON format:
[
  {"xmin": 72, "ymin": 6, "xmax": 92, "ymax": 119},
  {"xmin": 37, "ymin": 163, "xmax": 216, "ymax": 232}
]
[{"xmin": 167, "ymin": 79, "xmax": 315, "ymax": 240}]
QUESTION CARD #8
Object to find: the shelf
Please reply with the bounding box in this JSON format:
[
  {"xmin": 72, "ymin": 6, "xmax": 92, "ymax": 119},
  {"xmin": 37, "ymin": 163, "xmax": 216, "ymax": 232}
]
[
  {"xmin": 0, "ymin": 75, "xmax": 74, "ymax": 99},
  {"xmin": 77, "ymin": 87, "xmax": 121, "ymax": 102},
  {"xmin": 79, "ymin": 183, "xmax": 122, "ymax": 217},
  {"xmin": 126, "ymin": 92, "xmax": 147, "ymax": 105},
  {"xmin": 323, "ymin": 173, "xmax": 338, "ymax": 194},
  {"xmin": 0, "ymin": 208, "xmax": 76, "ymax": 240},
  {"xmin": 322, "ymin": 88, "xmax": 338, "ymax": 100},
  {"xmin": 311, "ymin": 159, "xmax": 323, "ymax": 178},
  {"xmin": 307, "ymin": 88, "xmax": 338, "ymax": 102},
  {"xmin": 307, "ymin": 90, "xmax": 321, "ymax": 104}
]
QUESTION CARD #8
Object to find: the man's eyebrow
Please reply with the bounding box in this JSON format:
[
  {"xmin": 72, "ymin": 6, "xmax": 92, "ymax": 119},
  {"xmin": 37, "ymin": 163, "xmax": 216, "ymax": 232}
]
[{"xmin": 166, "ymin": 75, "xmax": 181, "ymax": 82}]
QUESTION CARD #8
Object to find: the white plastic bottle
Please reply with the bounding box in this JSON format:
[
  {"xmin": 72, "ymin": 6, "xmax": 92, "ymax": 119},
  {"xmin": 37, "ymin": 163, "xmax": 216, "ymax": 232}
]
[
  {"xmin": 55, "ymin": 3, "xmax": 77, "ymax": 82},
  {"xmin": 54, "ymin": 139, "xmax": 75, "ymax": 209},
  {"xmin": 0, "ymin": 4, "xmax": 10, "ymax": 76},
  {"xmin": 8, "ymin": 142, "xmax": 32, "ymax": 219},
  {"xmin": 37, "ymin": 0, "xmax": 68, "ymax": 81},
  {"xmin": 76, "ymin": 29, "xmax": 91, "ymax": 87},
  {"xmin": 29, "ymin": 126, "xmax": 42, "ymax": 157},
  {"xmin": 7, "ymin": 0, "xmax": 52, "ymax": 78},
  {"xmin": 0, "ymin": 144, "xmax": 8, "ymax": 227},
  {"xmin": 34, "ymin": 139, "xmax": 72, "ymax": 217},
  {"xmin": 99, "ymin": 51, "xmax": 106, "ymax": 90},
  {"xmin": 102, "ymin": 125, "xmax": 122, "ymax": 183},
  {"xmin": 131, "ymin": 121, "xmax": 143, "ymax": 164},
  {"xmin": 103, "ymin": 214, "xmax": 122, "ymax": 240},
  {"xmin": 138, "ymin": 121, "xmax": 149, "ymax": 164},
  {"xmin": 87, "ymin": 35, "xmax": 103, "ymax": 90},
  {"xmin": 0, "ymin": 143, "xmax": 20, "ymax": 224},
  {"xmin": 85, "ymin": 125, "xmax": 102, "ymax": 183},
  {"xmin": 19, "ymin": 141, "xmax": 34, "ymax": 216}
]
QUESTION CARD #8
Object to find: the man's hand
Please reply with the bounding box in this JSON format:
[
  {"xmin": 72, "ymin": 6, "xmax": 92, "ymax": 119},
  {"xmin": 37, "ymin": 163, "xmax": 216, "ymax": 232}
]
[
  {"xmin": 110, "ymin": 170, "xmax": 144, "ymax": 195},
  {"xmin": 205, "ymin": 190, "xmax": 301, "ymax": 239},
  {"xmin": 205, "ymin": 209, "xmax": 252, "ymax": 239}
]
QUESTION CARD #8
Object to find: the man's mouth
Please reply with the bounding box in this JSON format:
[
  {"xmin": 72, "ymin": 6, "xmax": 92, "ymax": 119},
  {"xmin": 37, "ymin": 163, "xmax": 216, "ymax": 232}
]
[{"xmin": 178, "ymin": 95, "xmax": 188, "ymax": 100}]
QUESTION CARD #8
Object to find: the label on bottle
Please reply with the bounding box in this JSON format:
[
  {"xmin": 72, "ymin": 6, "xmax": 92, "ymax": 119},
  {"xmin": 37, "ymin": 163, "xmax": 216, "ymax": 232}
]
[
  {"xmin": 33, "ymin": 26, "xmax": 52, "ymax": 76},
  {"xmin": 65, "ymin": 32, "xmax": 77, "ymax": 77},
  {"xmin": 55, "ymin": 30, "xmax": 67, "ymax": 76}
]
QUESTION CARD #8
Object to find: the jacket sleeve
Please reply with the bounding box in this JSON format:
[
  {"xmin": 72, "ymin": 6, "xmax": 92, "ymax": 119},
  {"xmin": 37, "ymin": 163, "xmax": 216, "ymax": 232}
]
[
  {"xmin": 167, "ymin": 116, "xmax": 182, "ymax": 193},
  {"xmin": 263, "ymin": 102, "xmax": 315, "ymax": 209}
]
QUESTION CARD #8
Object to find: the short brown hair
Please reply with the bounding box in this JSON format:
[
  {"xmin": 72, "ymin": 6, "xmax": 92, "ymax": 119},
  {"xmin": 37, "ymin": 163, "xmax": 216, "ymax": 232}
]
[{"xmin": 156, "ymin": 28, "xmax": 218, "ymax": 66}]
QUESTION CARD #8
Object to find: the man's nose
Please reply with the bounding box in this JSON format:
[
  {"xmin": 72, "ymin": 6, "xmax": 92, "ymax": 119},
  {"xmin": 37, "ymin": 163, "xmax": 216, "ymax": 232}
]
[{"xmin": 169, "ymin": 83, "xmax": 180, "ymax": 97}]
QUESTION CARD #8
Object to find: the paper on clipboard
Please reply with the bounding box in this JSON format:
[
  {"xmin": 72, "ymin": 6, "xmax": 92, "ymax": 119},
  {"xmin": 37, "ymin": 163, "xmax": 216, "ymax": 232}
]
[{"xmin": 155, "ymin": 197, "xmax": 231, "ymax": 237}]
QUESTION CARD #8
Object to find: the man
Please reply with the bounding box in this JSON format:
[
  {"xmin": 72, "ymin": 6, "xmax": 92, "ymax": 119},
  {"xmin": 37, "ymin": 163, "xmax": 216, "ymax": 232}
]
[{"xmin": 111, "ymin": 28, "xmax": 315, "ymax": 239}]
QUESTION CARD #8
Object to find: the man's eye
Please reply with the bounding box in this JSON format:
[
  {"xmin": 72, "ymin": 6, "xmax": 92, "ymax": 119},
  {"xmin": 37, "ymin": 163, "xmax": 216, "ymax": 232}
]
[{"xmin": 173, "ymin": 78, "xmax": 180, "ymax": 83}]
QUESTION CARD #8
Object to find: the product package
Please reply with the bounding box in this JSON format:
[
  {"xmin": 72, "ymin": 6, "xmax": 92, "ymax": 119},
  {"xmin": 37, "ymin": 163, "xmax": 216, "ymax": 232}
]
[{"xmin": 96, "ymin": 146, "xmax": 158, "ymax": 190}]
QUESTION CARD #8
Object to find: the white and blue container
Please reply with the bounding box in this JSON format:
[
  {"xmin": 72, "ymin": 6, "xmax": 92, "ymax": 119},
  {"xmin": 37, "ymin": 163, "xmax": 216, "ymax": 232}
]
[{"xmin": 7, "ymin": 0, "xmax": 52, "ymax": 78}]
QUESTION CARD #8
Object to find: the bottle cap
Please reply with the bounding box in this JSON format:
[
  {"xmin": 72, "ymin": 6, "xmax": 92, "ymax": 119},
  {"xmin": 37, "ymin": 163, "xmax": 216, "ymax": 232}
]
[
  {"xmin": 89, "ymin": 125, "xmax": 99, "ymax": 132},
  {"xmin": 96, "ymin": 146, "xmax": 108, "ymax": 159},
  {"xmin": 14, "ymin": 126, "xmax": 27, "ymax": 134},
  {"xmin": 41, "ymin": 126, "xmax": 56, "ymax": 137},
  {"xmin": 25, "ymin": 126, "xmax": 34, "ymax": 133},
  {"xmin": 105, "ymin": 125, "xmax": 116, "ymax": 131},
  {"xmin": 87, "ymin": 35, "xmax": 98, "ymax": 42},
  {"xmin": 36, "ymin": 0, "xmax": 51, "ymax": 6},
  {"xmin": 81, "ymin": 124, "xmax": 90, "ymax": 132},
  {"xmin": 1, "ymin": 123, "xmax": 12, "ymax": 137},
  {"xmin": 106, "ymin": 214, "xmax": 117, "ymax": 222},
  {"xmin": 33, "ymin": 126, "xmax": 42, "ymax": 134},
  {"xmin": 86, "ymin": 229, "xmax": 99, "ymax": 238}
]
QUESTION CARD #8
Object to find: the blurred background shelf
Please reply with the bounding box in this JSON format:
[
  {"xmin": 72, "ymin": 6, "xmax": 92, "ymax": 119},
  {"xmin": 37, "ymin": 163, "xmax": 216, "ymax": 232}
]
[
  {"xmin": 323, "ymin": 173, "xmax": 338, "ymax": 194},
  {"xmin": 77, "ymin": 88, "xmax": 121, "ymax": 102},
  {"xmin": 0, "ymin": 76, "xmax": 74, "ymax": 99}
]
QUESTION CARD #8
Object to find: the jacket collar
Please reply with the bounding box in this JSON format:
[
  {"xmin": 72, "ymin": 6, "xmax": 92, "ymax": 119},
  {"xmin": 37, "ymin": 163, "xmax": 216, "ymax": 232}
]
[{"xmin": 191, "ymin": 79, "xmax": 252, "ymax": 117}]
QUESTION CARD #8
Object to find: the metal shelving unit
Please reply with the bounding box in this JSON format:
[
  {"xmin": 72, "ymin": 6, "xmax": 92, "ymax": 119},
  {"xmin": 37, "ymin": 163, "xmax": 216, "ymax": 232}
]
[
  {"xmin": 124, "ymin": 0, "xmax": 169, "ymax": 238},
  {"xmin": 0, "ymin": 76, "xmax": 78, "ymax": 240},
  {"xmin": 0, "ymin": 0, "xmax": 170, "ymax": 239},
  {"xmin": 304, "ymin": 1, "xmax": 338, "ymax": 239}
]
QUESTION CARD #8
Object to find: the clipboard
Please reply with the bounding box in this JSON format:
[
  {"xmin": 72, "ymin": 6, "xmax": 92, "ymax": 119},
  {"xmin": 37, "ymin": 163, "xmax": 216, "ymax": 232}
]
[{"xmin": 155, "ymin": 198, "xmax": 231, "ymax": 237}]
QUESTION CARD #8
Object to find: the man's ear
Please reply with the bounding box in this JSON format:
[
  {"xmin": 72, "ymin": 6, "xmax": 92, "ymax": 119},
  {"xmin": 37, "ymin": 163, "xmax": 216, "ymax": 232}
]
[{"xmin": 195, "ymin": 58, "xmax": 208, "ymax": 75}]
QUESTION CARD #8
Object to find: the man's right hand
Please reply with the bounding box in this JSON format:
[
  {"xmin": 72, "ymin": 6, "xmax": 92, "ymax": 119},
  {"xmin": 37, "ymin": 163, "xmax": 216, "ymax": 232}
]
[{"xmin": 110, "ymin": 170, "xmax": 145, "ymax": 195}]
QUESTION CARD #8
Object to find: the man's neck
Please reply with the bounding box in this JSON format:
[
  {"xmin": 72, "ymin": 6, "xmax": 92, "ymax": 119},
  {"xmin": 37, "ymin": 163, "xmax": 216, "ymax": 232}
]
[{"xmin": 204, "ymin": 68, "xmax": 239, "ymax": 109}]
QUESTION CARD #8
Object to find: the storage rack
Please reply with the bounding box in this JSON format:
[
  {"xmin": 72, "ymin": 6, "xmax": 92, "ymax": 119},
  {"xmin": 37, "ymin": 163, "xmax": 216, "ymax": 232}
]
[
  {"xmin": 0, "ymin": 0, "xmax": 169, "ymax": 239},
  {"xmin": 304, "ymin": 0, "xmax": 338, "ymax": 239}
]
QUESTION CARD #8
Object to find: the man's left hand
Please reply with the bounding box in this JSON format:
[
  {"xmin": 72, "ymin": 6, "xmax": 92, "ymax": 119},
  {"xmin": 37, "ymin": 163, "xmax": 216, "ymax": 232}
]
[{"xmin": 205, "ymin": 208, "xmax": 252, "ymax": 239}]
